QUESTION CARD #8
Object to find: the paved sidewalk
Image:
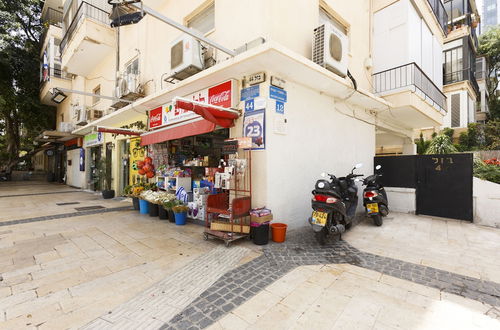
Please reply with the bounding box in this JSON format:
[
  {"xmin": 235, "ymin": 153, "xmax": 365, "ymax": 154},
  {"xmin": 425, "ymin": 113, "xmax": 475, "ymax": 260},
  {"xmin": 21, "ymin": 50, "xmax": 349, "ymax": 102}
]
[{"xmin": 0, "ymin": 182, "xmax": 499, "ymax": 329}]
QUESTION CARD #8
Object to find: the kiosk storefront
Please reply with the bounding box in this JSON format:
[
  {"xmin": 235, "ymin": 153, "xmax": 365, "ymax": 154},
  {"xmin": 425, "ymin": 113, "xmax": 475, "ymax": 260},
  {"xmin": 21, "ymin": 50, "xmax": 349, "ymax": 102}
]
[{"xmin": 83, "ymin": 132, "xmax": 104, "ymax": 191}]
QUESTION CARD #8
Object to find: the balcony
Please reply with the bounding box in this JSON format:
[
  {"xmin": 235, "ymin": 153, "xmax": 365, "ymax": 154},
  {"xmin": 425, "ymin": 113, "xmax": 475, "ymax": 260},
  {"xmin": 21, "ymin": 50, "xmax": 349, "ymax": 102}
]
[
  {"xmin": 60, "ymin": 2, "xmax": 114, "ymax": 76},
  {"xmin": 443, "ymin": 68, "xmax": 479, "ymax": 97},
  {"xmin": 372, "ymin": 62, "xmax": 446, "ymax": 129},
  {"xmin": 427, "ymin": 0, "xmax": 449, "ymax": 36},
  {"xmin": 40, "ymin": 67, "xmax": 72, "ymax": 106}
]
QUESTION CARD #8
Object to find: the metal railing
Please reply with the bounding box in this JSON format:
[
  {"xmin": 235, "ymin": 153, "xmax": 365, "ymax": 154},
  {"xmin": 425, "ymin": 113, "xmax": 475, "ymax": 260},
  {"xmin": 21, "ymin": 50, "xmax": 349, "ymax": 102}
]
[
  {"xmin": 443, "ymin": 68, "xmax": 480, "ymax": 96},
  {"xmin": 427, "ymin": 0, "xmax": 448, "ymax": 36},
  {"xmin": 40, "ymin": 66, "xmax": 72, "ymax": 85},
  {"xmin": 42, "ymin": 8, "xmax": 63, "ymax": 26},
  {"xmin": 372, "ymin": 62, "xmax": 447, "ymax": 112},
  {"xmin": 60, "ymin": 2, "xmax": 111, "ymax": 54}
]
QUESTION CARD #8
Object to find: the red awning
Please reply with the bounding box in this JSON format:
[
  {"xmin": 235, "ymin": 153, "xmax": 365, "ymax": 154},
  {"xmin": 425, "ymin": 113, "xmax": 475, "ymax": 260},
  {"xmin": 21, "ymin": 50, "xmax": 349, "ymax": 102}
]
[
  {"xmin": 141, "ymin": 119, "xmax": 216, "ymax": 146},
  {"xmin": 174, "ymin": 97, "xmax": 239, "ymax": 128}
]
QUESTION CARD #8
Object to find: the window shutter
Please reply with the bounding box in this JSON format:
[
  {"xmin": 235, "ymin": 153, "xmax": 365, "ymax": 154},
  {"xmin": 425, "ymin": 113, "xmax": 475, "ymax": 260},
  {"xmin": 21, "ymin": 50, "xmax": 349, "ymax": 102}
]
[{"xmin": 451, "ymin": 94, "xmax": 460, "ymax": 127}]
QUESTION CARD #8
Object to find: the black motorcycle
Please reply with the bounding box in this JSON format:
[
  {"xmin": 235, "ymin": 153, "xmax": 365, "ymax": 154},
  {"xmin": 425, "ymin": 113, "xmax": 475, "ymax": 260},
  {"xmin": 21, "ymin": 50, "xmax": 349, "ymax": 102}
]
[
  {"xmin": 362, "ymin": 165, "xmax": 389, "ymax": 226},
  {"xmin": 308, "ymin": 163, "xmax": 364, "ymax": 245}
]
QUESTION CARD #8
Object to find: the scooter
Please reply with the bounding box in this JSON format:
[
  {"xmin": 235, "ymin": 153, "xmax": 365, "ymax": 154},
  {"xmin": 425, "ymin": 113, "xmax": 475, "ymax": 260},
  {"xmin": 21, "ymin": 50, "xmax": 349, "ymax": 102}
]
[
  {"xmin": 308, "ymin": 163, "xmax": 364, "ymax": 245},
  {"xmin": 362, "ymin": 165, "xmax": 389, "ymax": 226}
]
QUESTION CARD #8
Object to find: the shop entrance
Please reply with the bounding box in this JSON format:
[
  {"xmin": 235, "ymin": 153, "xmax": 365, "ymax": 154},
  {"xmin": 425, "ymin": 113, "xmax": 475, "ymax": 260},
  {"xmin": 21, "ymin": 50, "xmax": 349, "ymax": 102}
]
[
  {"xmin": 120, "ymin": 140, "xmax": 130, "ymax": 195},
  {"xmin": 89, "ymin": 146, "xmax": 102, "ymax": 191}
]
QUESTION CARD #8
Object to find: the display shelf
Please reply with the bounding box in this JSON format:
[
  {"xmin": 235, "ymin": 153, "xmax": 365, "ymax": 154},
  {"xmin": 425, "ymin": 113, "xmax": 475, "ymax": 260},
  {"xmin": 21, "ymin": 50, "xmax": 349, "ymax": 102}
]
[{"xmin": 156, "ymin": 176, "xmax": 192, "ymax": 192}]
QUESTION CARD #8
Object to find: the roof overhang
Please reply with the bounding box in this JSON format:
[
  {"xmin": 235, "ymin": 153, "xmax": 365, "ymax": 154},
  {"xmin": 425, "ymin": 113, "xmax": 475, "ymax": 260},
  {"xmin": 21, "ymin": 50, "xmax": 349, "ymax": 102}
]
[
  {"xmin": 36, "ymin": 130, "xmax": 82, "ymax": 143},
  {"xmin": 72, "ymin": 41, "xmax": 390, "ymax": 136}
]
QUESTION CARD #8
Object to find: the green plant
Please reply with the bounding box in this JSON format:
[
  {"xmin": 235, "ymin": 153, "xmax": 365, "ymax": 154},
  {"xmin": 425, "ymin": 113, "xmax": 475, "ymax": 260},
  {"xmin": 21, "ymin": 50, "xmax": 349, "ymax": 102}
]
[
  {"xmin": 123, "ymin": 185, "xmax": 132, "ymax": 196},
  {"xmin": 474, "ymin": 158, "xmax": 500, "ymax": 184},
  {"xmin": 172, "ymin": 204, "xmax": 189, "ymax": 213},
  {"xmin": 163, "ymin": 199, "xmax": 181, "ymax": 210},
  {"xmin": 484, "ymin": 120, "xmax": 500, "ymax": 150},
  {"xmin": 416, "ymin": 133, "xmax": 431, "ymax": 155},
  {"xmin": 425, "ymin": 134, "xmax": 458, "ymax": 154},
  {"xmin": 442, "ymin": 127, "xmax": 454, "ymax": 140}
]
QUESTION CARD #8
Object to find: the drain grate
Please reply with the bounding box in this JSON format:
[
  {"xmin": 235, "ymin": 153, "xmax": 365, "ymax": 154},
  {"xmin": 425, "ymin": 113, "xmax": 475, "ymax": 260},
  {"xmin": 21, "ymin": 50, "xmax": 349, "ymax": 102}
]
[
  {"xmin": 56, "ymin": 202, "xmax": 80, "ymax": 206},
  {"xmin": 75, "ymin": 205, "xmax": 105, "ymax": 211}
]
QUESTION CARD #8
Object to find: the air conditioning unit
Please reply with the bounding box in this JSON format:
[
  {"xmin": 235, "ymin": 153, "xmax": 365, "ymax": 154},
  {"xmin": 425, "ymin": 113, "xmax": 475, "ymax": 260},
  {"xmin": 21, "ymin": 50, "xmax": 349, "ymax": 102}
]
[
  {"xmin": 116, "ymin": 73, "xmax": 143, "ymax": 99},
  {"xmin": 58, "ymin": 122, "xmax": 76, "ymax": 133},
  {"xmin": 312, "ymin": 23, "xmax": 348, "ymax": 77},
  {"xmin": 75, "ymin": 105, "xmax": 87, "ymax": 126},
  {"xmin": 169, "ymin": 34, "xmax": 204, "ymax": 80},
  {"xmin": 87, "ymin": 109, "xmax": 103, "ymax": 121}
]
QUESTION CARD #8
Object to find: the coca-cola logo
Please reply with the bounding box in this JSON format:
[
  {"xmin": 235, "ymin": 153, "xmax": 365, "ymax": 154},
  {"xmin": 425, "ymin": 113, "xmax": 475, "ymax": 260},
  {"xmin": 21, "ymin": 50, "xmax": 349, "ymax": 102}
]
[
  {"xmin": 209, "ymin": 90, "xmax": 230, "ymax": 105},
  {"xmin": 208, "ymin": 81, "xmax": 233, "ymax": 108},
  {"xmin": 149, "ymin": 106, "xmax": 163, "ymax": 128}
]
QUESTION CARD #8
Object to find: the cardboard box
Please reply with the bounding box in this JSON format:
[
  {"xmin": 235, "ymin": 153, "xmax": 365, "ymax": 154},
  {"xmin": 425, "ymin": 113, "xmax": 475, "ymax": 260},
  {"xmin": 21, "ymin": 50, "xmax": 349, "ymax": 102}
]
[{"xmin": 251, "ymin": 214, "xmax": 273, "ymax": 224}]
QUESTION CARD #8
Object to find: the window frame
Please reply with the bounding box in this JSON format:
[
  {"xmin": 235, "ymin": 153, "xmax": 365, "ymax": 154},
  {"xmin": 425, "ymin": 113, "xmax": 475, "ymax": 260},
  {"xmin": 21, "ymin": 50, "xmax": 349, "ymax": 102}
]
[
  {"xmin": 92, "ymin": 85, "xmax": 101, "ymax": 106},
  {"xmin": 184, "ymin": 0, "xmax": 215, "ymax": 36}
]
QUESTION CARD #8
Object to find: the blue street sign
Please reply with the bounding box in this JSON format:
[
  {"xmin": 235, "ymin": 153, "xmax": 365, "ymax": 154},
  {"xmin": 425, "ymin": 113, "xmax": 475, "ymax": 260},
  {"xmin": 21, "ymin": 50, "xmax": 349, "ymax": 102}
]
[
  {"xmin": 275, "ymin": 101, "xmax": 284, "ymax": 114},
  {"xmin": 240, "ymin": 85, "xmax": 260, "ymax": 101},
  {"xmin": 245, "ymin": 99, "xmax": 255, "ymax": 112},
  {"xmin": 269, "ymin": 85, "xmax": 287, "ymax": 102}
]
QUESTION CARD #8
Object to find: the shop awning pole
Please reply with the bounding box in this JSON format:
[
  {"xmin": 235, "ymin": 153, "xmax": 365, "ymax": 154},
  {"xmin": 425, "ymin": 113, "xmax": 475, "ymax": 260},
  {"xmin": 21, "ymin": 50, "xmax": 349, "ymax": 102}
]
[{"xmin": 97, "ymin": 126, "xmax": 143, "ymax": 136}]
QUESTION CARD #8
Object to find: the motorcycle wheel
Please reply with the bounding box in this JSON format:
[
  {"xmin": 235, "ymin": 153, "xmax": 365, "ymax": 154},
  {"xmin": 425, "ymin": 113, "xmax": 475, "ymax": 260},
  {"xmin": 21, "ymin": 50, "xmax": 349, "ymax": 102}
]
[
  {"xmin": 372, "ymin": 215, "xmax": 383, "ymax": 226},
  {"xmin": 314, "ymin": 228, "xmax": 327, "ymax": 245},
  {"xmin": 380, "ymin": 204, "xmax": 389, "ymax": 217}
]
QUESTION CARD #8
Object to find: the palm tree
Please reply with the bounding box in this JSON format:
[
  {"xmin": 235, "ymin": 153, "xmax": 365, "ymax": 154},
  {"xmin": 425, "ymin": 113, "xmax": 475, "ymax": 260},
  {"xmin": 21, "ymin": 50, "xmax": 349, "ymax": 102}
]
[{"xmin": 425, "ymin": 134, "xmax": 458, "ymax": 154}]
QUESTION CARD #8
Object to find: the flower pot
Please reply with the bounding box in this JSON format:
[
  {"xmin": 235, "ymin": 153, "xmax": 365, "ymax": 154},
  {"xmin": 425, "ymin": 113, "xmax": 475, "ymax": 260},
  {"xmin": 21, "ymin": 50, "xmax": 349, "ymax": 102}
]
[
  {"xmin": 102, "ymin": 190, "xmax": 115, "ymax": 199},
  {"xmin": 167, "ymin": 210, "xmax": 175, "ymax": 223},
  {"xmin": 271, "ymin": 223, "xmax": 288, "ymax": 243},
  {"xmin": 139, "ymin": 199, "xmax": 149, "ymax": 214},
  {"xmin": 149, "ymin": 202, "xmax": 159, "ymax": 217},
  {"xmin": 158, "ymin": 206, "xmax": 168, "ymax": 220},
  {"xmin": 132, "ymin": 197, "xmax": 140, "ymax": 210},
  {"xmin": 174, "ymin": 212, "xmax": 187, "ymax": 225}
]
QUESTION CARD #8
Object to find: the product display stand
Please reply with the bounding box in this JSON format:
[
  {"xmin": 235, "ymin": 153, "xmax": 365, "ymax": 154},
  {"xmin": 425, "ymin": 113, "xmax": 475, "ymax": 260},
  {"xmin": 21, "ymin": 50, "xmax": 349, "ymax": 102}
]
[{"xmin": 203, "ymin": 145, "xmax": 252, "ymax": 247}]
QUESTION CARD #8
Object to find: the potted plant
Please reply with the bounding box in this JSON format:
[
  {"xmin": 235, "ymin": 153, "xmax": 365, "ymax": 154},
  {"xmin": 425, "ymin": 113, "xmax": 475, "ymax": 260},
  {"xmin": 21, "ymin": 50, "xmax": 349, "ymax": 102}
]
[
  {"xmin": 123, "ymin": 185, "xmax": 139, "ymax": 210},
  {"xmin": 97, "ymin": 157, "xmax": 115, "ymax": 199},
  {"xmin": 172, "ymin": 204, "xmax": 189, "ymax": 225},
  {"xmin": 163, "ymin": 199, "xmax": 179, "ymax": 223},
  {"xmin": 158, "ymin": 193, "xmax": 175, "ymax": 220}
]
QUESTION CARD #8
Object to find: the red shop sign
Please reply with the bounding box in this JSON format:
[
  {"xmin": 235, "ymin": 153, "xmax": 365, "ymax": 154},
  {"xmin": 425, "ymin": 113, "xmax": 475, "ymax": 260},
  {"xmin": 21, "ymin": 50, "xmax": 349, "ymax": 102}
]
[
  {"xmin": 208, "ymin": 80, "xmax": 233, "ymax": 108},
  {"xmin": 149, "ymin": 106, "xmax": 163, "ymax": 129}
]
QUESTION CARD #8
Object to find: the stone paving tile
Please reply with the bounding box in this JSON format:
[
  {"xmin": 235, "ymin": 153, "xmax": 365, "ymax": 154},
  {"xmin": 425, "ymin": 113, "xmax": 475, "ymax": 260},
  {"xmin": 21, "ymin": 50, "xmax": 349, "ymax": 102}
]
[
  {"xmin": 0, "ymin": 190, "xmax": 81, "ymax": 198},
  {"xmin": 0, "ymin": 206, "xmax": 133, "ymax": 227},
  {"xmin": 81, "ymin": 246, "xmax": 250, "ymax": 330},
  {"xmin": 163, "ymin": 227, "xmax": 500, "ymax": 329}
]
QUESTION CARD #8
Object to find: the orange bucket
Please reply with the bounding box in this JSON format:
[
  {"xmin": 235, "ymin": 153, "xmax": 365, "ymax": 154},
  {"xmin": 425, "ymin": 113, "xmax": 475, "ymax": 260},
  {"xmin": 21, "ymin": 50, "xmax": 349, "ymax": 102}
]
[{"xmin": 271, "ymin": 223, "xmax": 288, "ymax": 243}]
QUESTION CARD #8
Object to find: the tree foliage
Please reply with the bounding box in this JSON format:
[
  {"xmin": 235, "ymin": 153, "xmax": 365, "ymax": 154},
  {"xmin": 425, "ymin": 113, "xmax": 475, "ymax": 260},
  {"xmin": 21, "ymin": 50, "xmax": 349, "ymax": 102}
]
[
  {"xmin": 478, "ymin": 26, "xmax": 500, "ymax": 120},
  {"xmin": 0, "ymin": 0, "xmax": 55, "ymax": 171}
]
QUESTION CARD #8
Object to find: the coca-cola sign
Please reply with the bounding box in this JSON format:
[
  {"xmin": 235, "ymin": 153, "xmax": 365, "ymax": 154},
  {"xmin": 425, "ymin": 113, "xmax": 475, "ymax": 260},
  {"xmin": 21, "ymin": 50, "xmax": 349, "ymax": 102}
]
[
  {"xmin": 149, "ymin": 106, "xmax": 163, "ymax": 129},
  {"xmin": 208, "ymin": 80, "xmax": 233, "ymax": 108}
]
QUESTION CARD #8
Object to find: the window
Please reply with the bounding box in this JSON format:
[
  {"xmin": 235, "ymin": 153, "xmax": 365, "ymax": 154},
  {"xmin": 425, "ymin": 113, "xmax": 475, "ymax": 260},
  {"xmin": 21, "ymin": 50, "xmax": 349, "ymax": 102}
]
[
  {"xmin": 125, "ymin": 58, "xmax": 139, "ymax": 76},
  {"xmin": 451, "ymin": 94, "xmax": 460, "ymax": 127},
  {"xmin": 186, "ymin": 2, "xmax": 215, "ymax": 35},
  {"xmin": 93, "ymin": 85, "xmax": 101, "ymax": 105},
  {"xmin": 444, "ymin": 47, "xmax": 463, "ymax": 83},
  {"xmin": 319, "ymin": 6, "xmax": 347, "ymax": 33}
]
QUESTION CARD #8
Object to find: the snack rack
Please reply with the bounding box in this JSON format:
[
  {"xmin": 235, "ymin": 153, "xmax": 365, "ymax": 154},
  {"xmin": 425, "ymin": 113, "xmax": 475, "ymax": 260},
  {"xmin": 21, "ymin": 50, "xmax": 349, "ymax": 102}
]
[{"xmin": 203, "ymin": 142, "xmax": 252, "ymax": 247}]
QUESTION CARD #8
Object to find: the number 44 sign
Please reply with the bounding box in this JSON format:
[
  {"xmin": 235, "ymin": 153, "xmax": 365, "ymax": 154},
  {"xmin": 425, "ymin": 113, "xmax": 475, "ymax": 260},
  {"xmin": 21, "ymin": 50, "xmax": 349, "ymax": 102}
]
[{"xmin": 243, "ymin": 110, "xmax": 265, "ymax": 150}]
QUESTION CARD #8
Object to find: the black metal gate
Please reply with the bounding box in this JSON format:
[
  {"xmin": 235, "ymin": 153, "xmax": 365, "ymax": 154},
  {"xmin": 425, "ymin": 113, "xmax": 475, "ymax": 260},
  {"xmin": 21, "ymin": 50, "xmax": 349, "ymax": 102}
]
[
  {"xmin": 415, "ymin": 154, "xmax": 473, "ymax": 221},
  {"xmin": 374, "ymin": 153, "xmax": 473, "ymax": 221}
]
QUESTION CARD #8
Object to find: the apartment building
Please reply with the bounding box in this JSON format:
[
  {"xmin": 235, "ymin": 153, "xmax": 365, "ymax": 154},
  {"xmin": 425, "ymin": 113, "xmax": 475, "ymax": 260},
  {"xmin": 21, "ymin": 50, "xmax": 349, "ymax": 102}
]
[
  {"xmin": 441, "ymin": 0, "xmax": 481, "ymax": 130},
  {"xmin": 38, "ymin": 0, "xmax": 448, "ymax": 227},
  {"xmin": 475, "ymin": 55, "xmax": 490, "ymax": 123}
]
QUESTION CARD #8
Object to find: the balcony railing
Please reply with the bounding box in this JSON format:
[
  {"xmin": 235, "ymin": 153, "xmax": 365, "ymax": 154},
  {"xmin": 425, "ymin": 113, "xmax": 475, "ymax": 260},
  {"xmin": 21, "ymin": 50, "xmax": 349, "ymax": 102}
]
[
  {"xmin": 40, "ymin": 66, "xmax": 71, "ymax": 85},
  {"xmin": 373, "ymin": 62, "xmax": 447, "ymax": 112},
  {"xmin": 427, "ymin": 0, "xmax": 449, "ymax": 36},
  {"xmin": 60, "ymin": 2, "xmax": 111, "ymax": 54},
  {"xmin": 42, "ymin": 8, "xmax": 63, "ymax": 26},
  {"xmin": 443, "ymin": 68, "xmax": 480, "ymax": 96}
]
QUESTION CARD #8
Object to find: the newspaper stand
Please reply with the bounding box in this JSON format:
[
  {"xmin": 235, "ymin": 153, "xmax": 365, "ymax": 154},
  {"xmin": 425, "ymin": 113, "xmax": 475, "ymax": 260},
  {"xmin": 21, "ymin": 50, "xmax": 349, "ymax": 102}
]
[{"xmin": 203, "ymin": 140, "xmax": 252, "ymax": 247}]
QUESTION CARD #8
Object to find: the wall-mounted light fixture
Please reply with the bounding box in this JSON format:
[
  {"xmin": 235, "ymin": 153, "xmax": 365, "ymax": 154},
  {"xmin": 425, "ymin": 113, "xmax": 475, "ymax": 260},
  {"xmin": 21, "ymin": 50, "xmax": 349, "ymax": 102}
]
[{"xmin": 51, "ymin": 88, "xmax": 67, "ymax": 104}]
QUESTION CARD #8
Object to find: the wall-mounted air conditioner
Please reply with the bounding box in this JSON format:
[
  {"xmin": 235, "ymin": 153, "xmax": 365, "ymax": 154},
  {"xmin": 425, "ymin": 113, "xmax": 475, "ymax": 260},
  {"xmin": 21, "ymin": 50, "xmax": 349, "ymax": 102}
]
[
  {"xmin": 75, "ymin": 105, "xmax": 87, "ymax": 126},
  {"xmin": 58, "ymin": 122, "xmax": 76, "ymax": 133},
  {"xmin": 169, "ymin": 34, "xmax": 204, "ymax": 80},
  {"xmin": 312, "ymin": 23, "xmax": 348, "ymax": 77},
  {"xmin": 87, "ymin": 109, "xmax": 103, "ymax": 121},
  {"xmin": 116, "ymin": 73, "xmax": 143, "ymax": 99}
]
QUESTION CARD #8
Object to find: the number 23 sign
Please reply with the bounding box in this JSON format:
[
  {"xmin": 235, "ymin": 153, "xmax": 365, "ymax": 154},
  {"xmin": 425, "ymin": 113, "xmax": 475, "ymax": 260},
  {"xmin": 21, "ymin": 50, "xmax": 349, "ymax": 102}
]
[{"xmin": 243, "ymin": 110, "xmax": 265, "ymax": 150}]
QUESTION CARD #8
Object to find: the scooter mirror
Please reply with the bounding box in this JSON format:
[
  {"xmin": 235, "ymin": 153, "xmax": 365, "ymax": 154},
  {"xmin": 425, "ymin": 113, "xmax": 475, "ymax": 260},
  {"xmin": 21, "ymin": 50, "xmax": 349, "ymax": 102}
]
[
  {"xmin": 320, "ymin": 172, "xmax": 327, "ymax": 178},
  {"xmin": 375, "ymin": 165, "xmax": 382, "ymax": 170},
  {"xmin": 355, "ymin": 163, "xmax": 363, "ymax": 169}
]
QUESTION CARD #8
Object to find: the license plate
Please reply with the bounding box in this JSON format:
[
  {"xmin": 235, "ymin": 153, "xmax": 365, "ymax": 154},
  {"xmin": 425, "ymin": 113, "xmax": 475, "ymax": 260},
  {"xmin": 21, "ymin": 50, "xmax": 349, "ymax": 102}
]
[
  {"xmin": 311, "ymin": 211, "xmax": 328, "ymax": 226},
  {"xmin": 366, "ymin": 203, "xmax": 379, "ymax": 214}
]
